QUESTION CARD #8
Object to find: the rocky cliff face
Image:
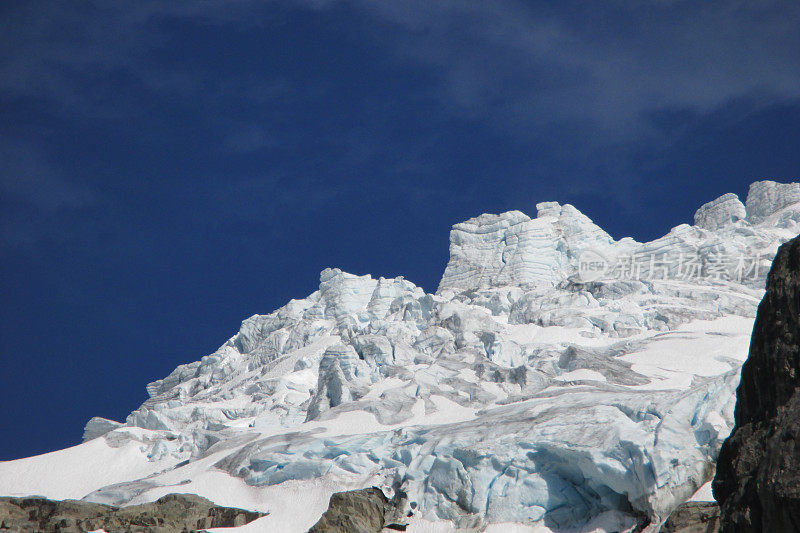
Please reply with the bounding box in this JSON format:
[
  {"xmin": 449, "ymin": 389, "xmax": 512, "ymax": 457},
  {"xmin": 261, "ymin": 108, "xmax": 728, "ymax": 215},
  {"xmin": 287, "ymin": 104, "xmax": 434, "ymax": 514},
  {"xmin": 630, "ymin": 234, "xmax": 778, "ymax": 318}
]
[{"xmin": 713, "ymin": 235, "xmax": 800, "ymax": 531}]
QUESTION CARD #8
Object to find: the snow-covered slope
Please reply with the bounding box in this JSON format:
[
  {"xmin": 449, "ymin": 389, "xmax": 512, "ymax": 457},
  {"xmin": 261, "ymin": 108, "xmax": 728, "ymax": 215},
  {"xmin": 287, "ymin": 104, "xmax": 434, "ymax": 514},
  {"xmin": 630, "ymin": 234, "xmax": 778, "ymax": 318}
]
[{"xmin": 2, "ymin": 180, "xmax": 799, "ymax": 532}]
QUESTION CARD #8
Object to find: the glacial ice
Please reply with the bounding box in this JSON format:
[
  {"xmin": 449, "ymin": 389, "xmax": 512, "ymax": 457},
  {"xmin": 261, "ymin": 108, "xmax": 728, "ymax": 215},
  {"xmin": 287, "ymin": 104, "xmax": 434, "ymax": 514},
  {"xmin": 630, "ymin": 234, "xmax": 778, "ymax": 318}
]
[
  {"xmin": 4, "ymin": 180, "xmax": 800, "ymax": 532},
  {"xmin": 693, "ymin": 193, "xmax": 746, "ymax": 231}
]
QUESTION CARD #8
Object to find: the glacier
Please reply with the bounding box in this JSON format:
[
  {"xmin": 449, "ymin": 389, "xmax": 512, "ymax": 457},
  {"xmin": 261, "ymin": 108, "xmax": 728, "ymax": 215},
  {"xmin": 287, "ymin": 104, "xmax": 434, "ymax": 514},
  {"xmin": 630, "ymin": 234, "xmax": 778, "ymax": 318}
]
[{"xmin": 3, "ymin": 179, "xmax": 800, "ymax": 532}]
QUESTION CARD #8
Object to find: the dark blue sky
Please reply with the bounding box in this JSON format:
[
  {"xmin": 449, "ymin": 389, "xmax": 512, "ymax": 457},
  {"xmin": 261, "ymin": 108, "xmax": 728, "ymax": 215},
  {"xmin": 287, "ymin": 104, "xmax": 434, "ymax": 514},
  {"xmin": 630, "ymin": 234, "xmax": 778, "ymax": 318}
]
[{"xmin": 1, "ymin": 1, "xmax": 799, "ymax": 460}]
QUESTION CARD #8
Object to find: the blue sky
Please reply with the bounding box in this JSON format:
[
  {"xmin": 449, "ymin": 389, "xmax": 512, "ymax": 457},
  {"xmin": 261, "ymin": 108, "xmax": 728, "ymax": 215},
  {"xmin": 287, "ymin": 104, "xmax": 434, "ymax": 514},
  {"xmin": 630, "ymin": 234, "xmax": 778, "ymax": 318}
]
[{"xmin": 1, "ymin": 0, "xmax": 799, "ymax": 460}]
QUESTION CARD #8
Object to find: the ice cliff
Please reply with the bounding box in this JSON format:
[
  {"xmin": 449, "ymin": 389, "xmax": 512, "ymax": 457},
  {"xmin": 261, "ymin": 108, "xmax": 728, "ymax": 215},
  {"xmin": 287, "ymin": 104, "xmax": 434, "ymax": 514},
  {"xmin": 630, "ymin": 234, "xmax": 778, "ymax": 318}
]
[{"xmin": 19, "ymin": 180, "xmax": 800, "ymax": 531}]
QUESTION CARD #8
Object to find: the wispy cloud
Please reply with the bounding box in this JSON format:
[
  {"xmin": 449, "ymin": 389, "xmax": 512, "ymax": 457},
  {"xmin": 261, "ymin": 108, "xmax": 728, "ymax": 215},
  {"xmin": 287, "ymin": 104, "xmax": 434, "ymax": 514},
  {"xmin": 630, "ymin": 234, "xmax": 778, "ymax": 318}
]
[
  {"xmin": 0, "ymin": 2, "xmax": 288, "ymax": 124},
  {"xmin": 7, "ymin": 0, "xmax": 796, "ymax": 147},
  {"xmin": 2, "ymin": 0, "xmax": 798, "ymax": 236},
  {"xmin": 288, "ymin": 0, "xmax": 798, "ymax": 212},
  {"xmin": 0, "ymin": 1, "xmax": 294, "ymax": 250},
  {"xmin": 0, "ymin": 140, "xmax": 99, "ymax": 211},
  {"xmin": 340, "ymin": 0, "xmax": 800, "ymax": 144},
  {"xmin": 0, "ymin": 139, "xmax": 105, "ymax": 250}
]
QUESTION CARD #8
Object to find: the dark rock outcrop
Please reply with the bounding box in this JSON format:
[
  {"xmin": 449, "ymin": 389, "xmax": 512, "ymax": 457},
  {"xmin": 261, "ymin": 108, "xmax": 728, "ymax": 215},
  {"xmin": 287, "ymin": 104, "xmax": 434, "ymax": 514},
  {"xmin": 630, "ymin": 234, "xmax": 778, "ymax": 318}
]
[
  {"xmin": 0, "ymin": 492, "xmax": 265, "ymax": 532},
  {"xmin": 308, "ymin": 487, "xmax": 407, "ymax": 533},
  {"xmin": 713, "ymin": 235, "xmax": 800, "ymax": 531},
  {"xmin": 660, "ymin": 502, "xmax": 720, "ymax": 533}
]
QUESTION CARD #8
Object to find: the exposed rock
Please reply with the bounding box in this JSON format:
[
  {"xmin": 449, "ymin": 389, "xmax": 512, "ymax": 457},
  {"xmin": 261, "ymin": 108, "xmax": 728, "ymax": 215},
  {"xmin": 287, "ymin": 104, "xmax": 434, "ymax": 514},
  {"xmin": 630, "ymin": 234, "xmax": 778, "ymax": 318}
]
[
  {"xmin": 308, "ymin": 487, "xmax": 406, "ymax": 533},
  {"xmin": 0, "ymin": 493, "xmax": 265, "ymax": 532},
  {"xmin": 660, "ymin": 502, "xmax": 720, "ymax": 533},
  {"xmin": 713, "ymin": 235, "xmax": 800, "ymax": 531}
]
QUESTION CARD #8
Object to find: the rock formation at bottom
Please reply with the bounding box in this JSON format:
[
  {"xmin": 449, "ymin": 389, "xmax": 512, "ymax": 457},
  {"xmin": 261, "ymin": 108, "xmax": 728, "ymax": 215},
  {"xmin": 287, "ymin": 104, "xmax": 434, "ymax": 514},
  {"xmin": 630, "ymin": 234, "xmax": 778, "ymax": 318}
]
[
  {"xmin": 713, "ymin": 234, "xmax": 800, "ymax": 531},
  {"xmin": 659, "ymin": 502, "xmax": 720, "ymax": 533},
  {"xmin": 0, "ymin": 493, "xmax": 265, "ymax": 532},
  {"xmin": 308, "ymin": 487, "xmax": 408, "ymax": 533}
]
